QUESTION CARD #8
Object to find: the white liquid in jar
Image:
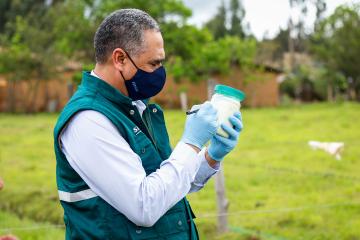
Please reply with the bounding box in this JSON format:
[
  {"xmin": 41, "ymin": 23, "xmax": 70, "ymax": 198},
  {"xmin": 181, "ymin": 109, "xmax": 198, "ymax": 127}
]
[{"xmin": 211, "ymin": 93, "xmax": 241, "ymax": 138}]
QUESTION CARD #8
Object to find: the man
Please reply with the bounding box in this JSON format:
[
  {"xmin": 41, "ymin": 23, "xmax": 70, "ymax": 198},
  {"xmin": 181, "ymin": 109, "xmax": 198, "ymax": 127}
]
[{"xmin": 53, "ymin": 8, "xmax": 243, "ymax": 239}]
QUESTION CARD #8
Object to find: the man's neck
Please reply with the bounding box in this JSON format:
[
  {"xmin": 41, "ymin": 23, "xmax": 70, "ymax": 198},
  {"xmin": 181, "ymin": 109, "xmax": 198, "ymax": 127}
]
[{"xmin": 93, "ymin": 63, "xmax": 129, "ymax": 97}]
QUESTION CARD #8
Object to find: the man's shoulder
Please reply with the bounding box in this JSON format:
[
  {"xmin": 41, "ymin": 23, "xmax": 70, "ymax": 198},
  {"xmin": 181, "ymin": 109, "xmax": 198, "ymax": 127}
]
[{"xmin": 61, "ymin": 110, "xmax": 116, "ymax": 139}]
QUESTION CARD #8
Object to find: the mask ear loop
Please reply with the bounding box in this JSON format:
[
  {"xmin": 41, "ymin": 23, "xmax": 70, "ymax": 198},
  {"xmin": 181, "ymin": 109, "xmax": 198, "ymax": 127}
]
[
  {"xmin": 123, "ymin": 50, "xmax": 139, "ymax": 69},
  {"xmin": 119, "ymin": 71, "xmax": 127, "ymax": 81},
  {"xmin": 120, "ymin": 49, "xmax": 139, "ymax": 81}
]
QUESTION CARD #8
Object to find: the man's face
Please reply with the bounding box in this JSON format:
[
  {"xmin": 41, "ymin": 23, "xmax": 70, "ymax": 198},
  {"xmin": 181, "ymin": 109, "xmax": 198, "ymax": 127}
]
[{"xmin": 121, "ymin": 30, "xmax": 165, "ymax": 80}]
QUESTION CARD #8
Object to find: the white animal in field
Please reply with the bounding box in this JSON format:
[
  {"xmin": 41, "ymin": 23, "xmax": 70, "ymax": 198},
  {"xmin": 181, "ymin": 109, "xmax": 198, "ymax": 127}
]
[{"xmin": 308, "ymin": 141, "xmax": 344, "ymax": 160}]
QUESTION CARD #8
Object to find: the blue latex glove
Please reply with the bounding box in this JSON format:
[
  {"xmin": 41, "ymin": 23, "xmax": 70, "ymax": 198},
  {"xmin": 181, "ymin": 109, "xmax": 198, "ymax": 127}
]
[
  {"xmin": 208, "ymin": 111, "xmax": 243, "ymax": 161},
  {"xmin": 181, "ymin": 101, "xmax": 218, "ymax": 149}
]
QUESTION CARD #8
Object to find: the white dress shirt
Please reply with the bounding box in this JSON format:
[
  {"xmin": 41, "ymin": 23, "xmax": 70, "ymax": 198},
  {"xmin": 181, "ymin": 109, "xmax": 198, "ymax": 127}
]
[{"xmin": 59, "ymin": 71, "xmax": 218, "ymax": 227}]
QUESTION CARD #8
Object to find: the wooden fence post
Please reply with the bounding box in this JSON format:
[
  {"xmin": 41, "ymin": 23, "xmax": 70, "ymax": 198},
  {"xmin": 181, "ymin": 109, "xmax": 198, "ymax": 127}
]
[
  {"xmin": 215, "ymin": 166, "xmax": 229, "ymax": 233},
  {"xmin": 207, "ymin": 78, "xmax": 229, "ymax": 233}
]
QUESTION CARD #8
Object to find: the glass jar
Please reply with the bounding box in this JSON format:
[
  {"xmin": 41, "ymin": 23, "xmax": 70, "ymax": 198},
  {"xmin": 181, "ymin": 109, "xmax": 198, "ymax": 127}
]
[{"xmin": 210, "ymin": 85, "xmax": 245, "ymax": 138}]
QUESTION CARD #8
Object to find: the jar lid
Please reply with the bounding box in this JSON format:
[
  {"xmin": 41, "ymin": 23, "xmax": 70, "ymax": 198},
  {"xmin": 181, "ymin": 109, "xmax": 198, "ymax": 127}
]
[{"xmin": 214, "ymin": 84, "xmax": 245, "ymax": 101}]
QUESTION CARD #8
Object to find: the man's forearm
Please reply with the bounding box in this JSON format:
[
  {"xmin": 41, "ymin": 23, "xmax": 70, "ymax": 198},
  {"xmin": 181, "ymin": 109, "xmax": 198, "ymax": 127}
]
[
  {"xmin": 188, "ymin": 147, "xmax": 219, "ymax": 193},
  {"xmin": 186, "ymin": 143, "xmax": 218, "ymax": 168},
  {"xmin": 205, "ymin": 149, "xmax": 218, "ymax": 168}
]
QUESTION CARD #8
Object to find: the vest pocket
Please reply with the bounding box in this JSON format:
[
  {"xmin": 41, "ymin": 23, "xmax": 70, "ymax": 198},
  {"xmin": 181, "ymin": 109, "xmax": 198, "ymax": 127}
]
[
  {"xmin": 126, "ymin": 209, "xmax": 190, "ymax": 239},
  {"xmin": 133, "ymin": 134, "xmax": 162, "ymax": 174},
  {"xmin": 106, "ymin": 207, "xmax": 132, "ymax": 239},
  {"xmin": 155, "ymin": 209, "xmax": 189, "ymax": 235}
]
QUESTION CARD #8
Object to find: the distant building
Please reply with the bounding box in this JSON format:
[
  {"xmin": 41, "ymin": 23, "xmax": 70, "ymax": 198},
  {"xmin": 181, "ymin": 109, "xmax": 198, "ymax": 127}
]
[
  {"xmin": 0, "ymin": 65, "xmax": 282, "ymax": 112},
  {"xmin": 283, "ymin": 52, "xmax": 313, "ymax": 72},
  {"xmin": 154, "ymin": 65, "xmax": 282, "ymax": 108}
]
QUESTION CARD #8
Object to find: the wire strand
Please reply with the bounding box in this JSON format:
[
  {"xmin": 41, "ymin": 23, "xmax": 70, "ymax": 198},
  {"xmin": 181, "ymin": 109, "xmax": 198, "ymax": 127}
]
[
  {"xmin": 0, "ymin": 224, "xmax": 64, "ymax": 233},
  {"xmin": 1, "ymin": 202, "xmax": 359, "ymax": 232},
  {"xmin": 196, "ymin": 202, "xmax": 360, "ymax": 218},
  {"xmin": 238, "ymin": 163, "xmax": 360, "ymax": 182}
]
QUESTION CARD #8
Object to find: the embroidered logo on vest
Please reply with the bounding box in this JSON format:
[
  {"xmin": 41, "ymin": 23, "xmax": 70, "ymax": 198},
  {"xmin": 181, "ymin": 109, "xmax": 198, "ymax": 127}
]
[{"xmin": 133, "ymin": 126, "xmax": 141, "ymax": 135}]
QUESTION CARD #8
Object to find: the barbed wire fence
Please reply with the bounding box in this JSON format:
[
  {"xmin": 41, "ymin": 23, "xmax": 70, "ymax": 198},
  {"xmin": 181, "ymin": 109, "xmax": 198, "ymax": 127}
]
[
  {"xmin": 238, "ymin": 162, "xmax": 360, "ymax": 183},
  {"xmin": 1, "ymin": 201, "xmax": 359, "ymax": 235},
  {"xmin": 1, "ymin": 139, "xmax": 359, "ymax": 237},
  {"xmin": 0, "ymin": 224, "xmax": 65, "ymax": 233}
]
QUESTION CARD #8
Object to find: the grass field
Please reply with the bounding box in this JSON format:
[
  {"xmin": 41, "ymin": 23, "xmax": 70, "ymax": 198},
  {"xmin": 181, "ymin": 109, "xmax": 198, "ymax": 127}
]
[{"xmin": 0, "ymin": 102, "xmax": 360, "ymax": 239}]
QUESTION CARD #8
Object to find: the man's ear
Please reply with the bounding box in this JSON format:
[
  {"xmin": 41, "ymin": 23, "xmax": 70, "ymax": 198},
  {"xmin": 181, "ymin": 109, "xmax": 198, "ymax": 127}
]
[{"xmin": 112, "ymin": 48, "xmax": 127, "ymax": 71}]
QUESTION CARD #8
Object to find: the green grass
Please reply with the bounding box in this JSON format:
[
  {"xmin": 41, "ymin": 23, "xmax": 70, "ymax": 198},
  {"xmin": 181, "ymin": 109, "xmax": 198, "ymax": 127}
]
[
  {"xmin": 1, "ymin": 102, "xmax": 360, "ymax": 239},
  {"xmin": 0, "ymin": 211, "xmax": 64, "ymax": 240}
]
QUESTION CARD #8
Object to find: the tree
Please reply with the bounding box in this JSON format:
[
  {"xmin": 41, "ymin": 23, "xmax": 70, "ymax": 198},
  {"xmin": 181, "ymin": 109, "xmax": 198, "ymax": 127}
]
[
  {"xmin": 0, "ymin": 0, "xmax": 95, "ymax": 112},
  {"xmin": 289, "ymin": 0, "xmax": 308, "ymax": 40},
  {"xmin": 204, "ymin": 0, "xmax": 227, "ymax": 40},
  {"xmin": 288, "ymin": 0, "xmax": 309, "ymax": 72},
  {"xmin": 162, "ymin": 23, "xmax": 213, "ymax": 82},
  {"xmin": 256, "ymin": 27, "xmax": 290, "ymax": 68},
  {"xmin": 0, "ymin": 0, "xmax": 11, "ymax": 33},
  {"xmin": 0, "ymin": 13, "xmax": 60, "ymax": 112},
  {"xmin": 205, "ymin": 0, "xmax": 247, "ymax": 40},
  {"xmin": 93, "ymin": 0, "xmax": 192, "ymax": 25},
  {"xmin": 0, "ymin": 20, "xmax": 37, "ymax": 112},
  {"xmin": 229, "ymin": 0, "xmax": 246, "ymax": 38},
  {"xmin": 50, "ymin": 0, "xmax": 97, "ymax": 61},
  {"xmin": 311, "ymin": 4, "xmax": 360, "ymax": 100},
  {"xmin": 0, "ymin": 0, "xmax": 194, "ymax": 112},
  {"xmin": 314, "ymin": 0, "xmax": 327, "ymax": 26},
  {"xmin": 194, "ymin": 36, "xmax": 256, "ymax": 75}
]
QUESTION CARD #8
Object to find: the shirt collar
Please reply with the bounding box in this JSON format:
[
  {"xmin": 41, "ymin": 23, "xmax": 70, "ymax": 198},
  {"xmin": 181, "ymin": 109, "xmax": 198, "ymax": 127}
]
[{"xmin": 91, "ymin": 70, "xmax": 147, "ymax": 116}]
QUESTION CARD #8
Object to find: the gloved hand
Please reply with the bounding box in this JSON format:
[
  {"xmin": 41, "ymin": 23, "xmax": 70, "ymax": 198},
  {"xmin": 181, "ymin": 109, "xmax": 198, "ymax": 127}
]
[
  {"xmin": 208, "ymin": 111, "xmax": 243, "ymax": 161},
  {"xmin": 181, "ymin": 101, "xmax": 218, "ymax": 149}
]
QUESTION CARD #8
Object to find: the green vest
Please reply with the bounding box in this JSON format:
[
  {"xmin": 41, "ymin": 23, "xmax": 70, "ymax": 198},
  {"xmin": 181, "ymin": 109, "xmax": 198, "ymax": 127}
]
[{"xmin": 53, "ymin": 72, "xmax": 198, "ymax": 240}]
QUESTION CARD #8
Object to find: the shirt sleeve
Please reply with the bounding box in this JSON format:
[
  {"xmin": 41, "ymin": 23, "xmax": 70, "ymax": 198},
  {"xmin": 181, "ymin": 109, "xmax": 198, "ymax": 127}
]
[
  {"xmin": 189, "ymin": 148, "xmax": 219, "ymax": 193},
  {"xmin": 60, "ymin": 110, "xmax": 202, "ymax": 227}
]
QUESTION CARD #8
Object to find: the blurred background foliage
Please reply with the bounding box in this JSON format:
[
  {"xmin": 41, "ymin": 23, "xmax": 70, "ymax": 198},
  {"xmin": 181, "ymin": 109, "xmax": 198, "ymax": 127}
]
[
  {"xmin": 0, "ymin": 1, "xmax": 360, "ymax": 239},
  {"xmin": 0, "ymin": 0, "xmax": 359, "ymax": 107}
]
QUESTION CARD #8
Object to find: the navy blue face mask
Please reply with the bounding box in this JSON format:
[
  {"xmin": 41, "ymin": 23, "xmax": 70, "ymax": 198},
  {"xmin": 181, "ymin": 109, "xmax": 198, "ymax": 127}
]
[{"xmin": 120, "ymin": 51, "xmax": 166, "ymax": 100}]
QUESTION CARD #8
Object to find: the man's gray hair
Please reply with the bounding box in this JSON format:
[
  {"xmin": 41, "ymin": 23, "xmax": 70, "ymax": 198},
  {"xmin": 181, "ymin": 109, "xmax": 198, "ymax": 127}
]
[{"xmin": 94, "ymin": 8, "xmax": 160, "ymax": 63}]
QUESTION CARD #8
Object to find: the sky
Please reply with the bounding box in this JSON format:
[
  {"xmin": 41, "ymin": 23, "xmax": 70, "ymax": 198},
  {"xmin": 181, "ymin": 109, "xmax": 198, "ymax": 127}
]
[{"xmin": 182, "ymin": 0, "xmax": 357, "ymax": 40}]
